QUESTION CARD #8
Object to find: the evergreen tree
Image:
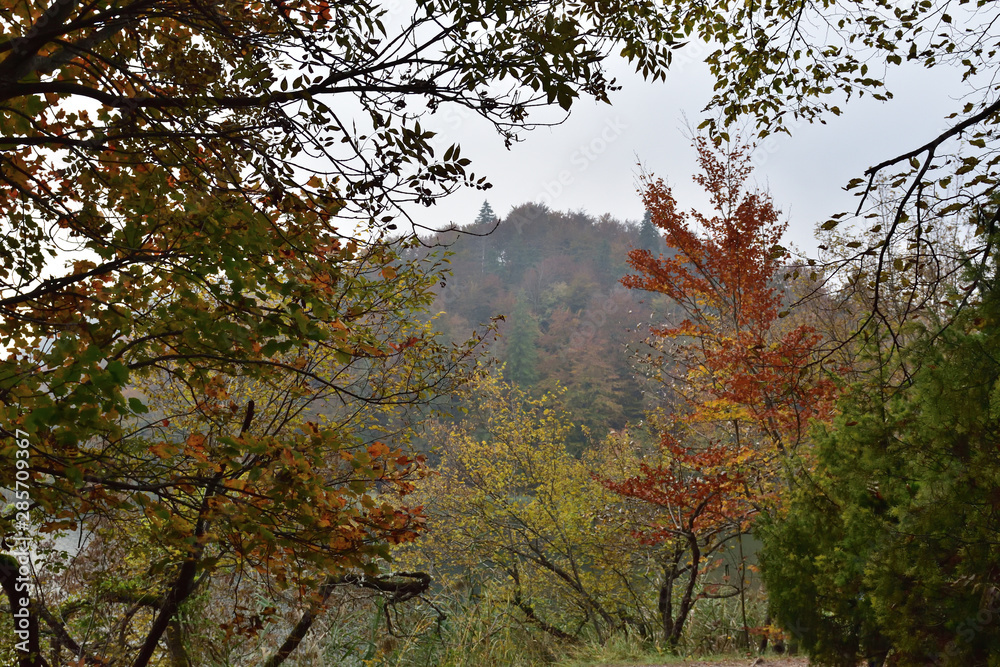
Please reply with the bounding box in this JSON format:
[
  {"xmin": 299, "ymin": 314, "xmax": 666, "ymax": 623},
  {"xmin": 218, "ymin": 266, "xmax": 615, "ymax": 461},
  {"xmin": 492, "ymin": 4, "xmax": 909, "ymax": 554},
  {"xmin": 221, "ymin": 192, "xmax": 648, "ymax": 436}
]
[
  {"xmin": 759, "ymin": 256, "xmax": 1000, "ymax": 666},
  {"xmin": 638, "ymin": 209, "xmax": 660, "ymax": 252},
  {"xmin": 504, "ymin": 292, "xmax": 540, "ymax": 387},
  {"xmin": 475, "ymin": 200, "xmax": 498, "ymax": 227},
  {"xmin": 474, "ymin": 200, "xmax": 500, "ymax": 274}
]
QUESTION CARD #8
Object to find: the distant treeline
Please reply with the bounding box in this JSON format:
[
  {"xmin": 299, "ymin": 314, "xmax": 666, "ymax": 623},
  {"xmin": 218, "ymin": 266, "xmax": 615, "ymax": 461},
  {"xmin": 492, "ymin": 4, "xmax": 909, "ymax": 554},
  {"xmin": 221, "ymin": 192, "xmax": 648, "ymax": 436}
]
[{"xmin": 416, "ymin": 201, "xmax": 673, "ymax": 451}]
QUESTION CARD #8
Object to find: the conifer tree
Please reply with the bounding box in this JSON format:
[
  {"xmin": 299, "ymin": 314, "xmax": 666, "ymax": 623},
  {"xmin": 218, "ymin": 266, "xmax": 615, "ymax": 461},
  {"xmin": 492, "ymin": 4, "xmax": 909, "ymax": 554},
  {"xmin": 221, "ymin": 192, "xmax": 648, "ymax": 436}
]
[
  {"xmin": 475, "ymin": 200, "xmax": 498, "ymax": 227},
  {"xmin": 638, "ymin": 209, "xmax": 660, "ymax": 253},
  {"xmin": 504, "ymin": 293, "xmax": 540, "ymax": 387},
  {"xmin": 474, "ymin": 200, "xmax": 499, "ymax": 274},
  {"xmin": 759, "ymin": 261, "xmax": 1000, "ymax": 666}
]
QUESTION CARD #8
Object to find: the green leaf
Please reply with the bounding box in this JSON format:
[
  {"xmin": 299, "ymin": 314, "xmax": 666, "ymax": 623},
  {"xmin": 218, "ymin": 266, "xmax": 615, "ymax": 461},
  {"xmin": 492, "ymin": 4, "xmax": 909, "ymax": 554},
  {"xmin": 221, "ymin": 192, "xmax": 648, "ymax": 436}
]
[
  {"xmin": 65, "ymin": 465, "xmax": 83, "ymax": 487},
  {"xmin": 106, "ymin": 361, "xmax": 129, "ymax": 385}
]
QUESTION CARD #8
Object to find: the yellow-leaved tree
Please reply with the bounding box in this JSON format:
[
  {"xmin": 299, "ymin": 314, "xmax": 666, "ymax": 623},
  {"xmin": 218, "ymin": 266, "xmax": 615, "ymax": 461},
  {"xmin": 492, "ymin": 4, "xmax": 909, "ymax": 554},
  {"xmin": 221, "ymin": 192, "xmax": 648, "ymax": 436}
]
[{"xmin": 396, "ymin": 372, "xmax": 665, "ymax": 654}]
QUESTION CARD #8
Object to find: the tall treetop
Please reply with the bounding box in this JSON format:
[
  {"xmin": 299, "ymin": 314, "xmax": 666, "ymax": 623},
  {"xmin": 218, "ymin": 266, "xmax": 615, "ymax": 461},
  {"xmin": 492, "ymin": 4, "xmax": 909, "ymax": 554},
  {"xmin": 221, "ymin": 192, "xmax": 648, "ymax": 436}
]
[
  {"xmin": 475, "ymin": 201, "xmax": 498, "ymax": 228},
  {"xmin": 638, "ymin": 209, "xmax": 660, "ymax": 253}
]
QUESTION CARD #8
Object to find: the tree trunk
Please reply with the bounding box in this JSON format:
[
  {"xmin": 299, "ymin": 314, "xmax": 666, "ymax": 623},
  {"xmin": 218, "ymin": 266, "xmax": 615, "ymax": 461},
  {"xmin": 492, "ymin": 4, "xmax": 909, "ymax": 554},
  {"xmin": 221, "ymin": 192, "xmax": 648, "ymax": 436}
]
[
  {"xmin": 658, "ymin": 545, "xmax": 685, "ymax": 648},
  {"xmin": 0, "ymin": 554, "xmax": 45, "ymax": 667},
  {"xmin": 658, "ymin": 573, "xmax": 675, "ymax": 645},
  {"xmin": 130, "ymin": 554, "xmax": 200, "ymax": 667},
  {"xmin": 759, "ymin": 612, "xmax": 771, "ymax": 653},
  {"xmin": 165, "ymin": 618, "xmax": 191, "ymax": 667},
  {"xmin": 668, "ymin": 533, "xmax": 701, "ymax": 648}
]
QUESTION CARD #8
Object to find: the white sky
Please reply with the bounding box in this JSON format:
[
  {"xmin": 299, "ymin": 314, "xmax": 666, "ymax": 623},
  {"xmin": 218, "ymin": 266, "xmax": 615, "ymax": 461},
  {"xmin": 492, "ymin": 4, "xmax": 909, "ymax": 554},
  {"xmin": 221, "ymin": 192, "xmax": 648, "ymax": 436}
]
[{"xmin": 409, "ymin": 53, "xmax": 971, "ymax": 255}]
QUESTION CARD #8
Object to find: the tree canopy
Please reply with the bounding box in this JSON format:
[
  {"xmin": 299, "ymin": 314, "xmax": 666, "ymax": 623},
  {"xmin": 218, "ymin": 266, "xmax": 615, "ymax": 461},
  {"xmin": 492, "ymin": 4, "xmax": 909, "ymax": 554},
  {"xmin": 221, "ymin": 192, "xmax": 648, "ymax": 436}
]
[
  {"xmin": 0, "ymin": 0, "xmax": 682, "ymax": 663},
  {"xmin": 672, "ymin": 0, "xmax": 1000, "ymax": 333}
]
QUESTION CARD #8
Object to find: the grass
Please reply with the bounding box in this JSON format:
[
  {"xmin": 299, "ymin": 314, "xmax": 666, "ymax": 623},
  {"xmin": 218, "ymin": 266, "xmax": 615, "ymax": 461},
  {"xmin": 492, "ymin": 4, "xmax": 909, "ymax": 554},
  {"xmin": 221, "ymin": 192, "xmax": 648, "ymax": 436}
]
[
  {"xmin": 558, "ymin": 650, "xmax": 768, "ymax": 667},
  {"xmin": 553, "ymin": 631, "xmax": 767, "ymax": 667}
]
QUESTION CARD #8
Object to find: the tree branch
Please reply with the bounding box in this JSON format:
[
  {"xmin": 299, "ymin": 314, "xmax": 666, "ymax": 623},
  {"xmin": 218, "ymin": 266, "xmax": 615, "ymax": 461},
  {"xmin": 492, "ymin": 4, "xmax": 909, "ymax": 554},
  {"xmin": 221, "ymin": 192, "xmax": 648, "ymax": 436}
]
[
  {"xmin": 261, "ymin": 572, "xmax": 431, "ymax": 667},
  {"xmin": 856, "ymin": 96, "xmax": 1000, "ymax": 214}
]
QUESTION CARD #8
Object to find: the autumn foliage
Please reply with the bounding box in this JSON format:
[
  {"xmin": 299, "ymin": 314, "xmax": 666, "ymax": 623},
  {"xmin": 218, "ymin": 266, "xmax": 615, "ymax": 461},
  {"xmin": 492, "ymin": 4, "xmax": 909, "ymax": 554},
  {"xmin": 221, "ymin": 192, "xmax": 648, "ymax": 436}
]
[
  {"xmin": 600, "ymin": 139, "xmax": 839, "ymax": 645},
  {"xmin": 623, "ymin": 138, "xmax": 837, "ymax": 454}
]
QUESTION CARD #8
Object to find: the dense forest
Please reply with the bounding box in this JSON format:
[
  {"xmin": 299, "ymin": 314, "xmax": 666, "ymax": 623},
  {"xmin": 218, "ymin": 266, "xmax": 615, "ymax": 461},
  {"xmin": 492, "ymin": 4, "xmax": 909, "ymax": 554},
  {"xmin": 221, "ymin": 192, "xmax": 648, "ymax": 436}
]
[
  {"xmin": 3, "ymin": 1, "xmax": 1000, "ymax": 666},
  {"xmin": 418, "ymin": 202, "xmax": 668, "ymax": 452}
]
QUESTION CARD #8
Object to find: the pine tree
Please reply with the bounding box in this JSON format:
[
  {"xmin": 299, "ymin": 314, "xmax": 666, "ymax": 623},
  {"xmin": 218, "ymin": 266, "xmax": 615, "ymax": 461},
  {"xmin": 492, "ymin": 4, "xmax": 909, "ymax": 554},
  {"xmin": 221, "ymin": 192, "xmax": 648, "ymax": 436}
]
[
  {"xmin": 475, "ymin": 200, "xmax": 498, "ymax": 227},
  {"xmin": 638, "ymin": 209, "xmax": 660, "ymax": 252},
  {"xmin": 504, "ymin": 292, "xmax": 540, "ymax": 387}
]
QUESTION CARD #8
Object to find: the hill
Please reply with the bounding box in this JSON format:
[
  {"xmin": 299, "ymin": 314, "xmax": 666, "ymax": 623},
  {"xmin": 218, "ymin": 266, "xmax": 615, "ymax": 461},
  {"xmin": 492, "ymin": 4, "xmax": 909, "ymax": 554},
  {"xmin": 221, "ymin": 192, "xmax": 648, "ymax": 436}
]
[{"xmin": 421, "ymin": 202, "xmax": 671, "ymax": 452}]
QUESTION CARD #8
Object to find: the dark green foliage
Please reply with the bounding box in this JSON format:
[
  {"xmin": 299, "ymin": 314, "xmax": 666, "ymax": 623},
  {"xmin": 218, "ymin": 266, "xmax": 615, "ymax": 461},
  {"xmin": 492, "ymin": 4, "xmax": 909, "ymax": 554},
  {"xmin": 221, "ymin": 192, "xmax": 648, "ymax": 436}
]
[
  {"xmin": 760, "ymin": 264, "xmax": 1000, "ymax": 667},
  {"xmin": 504, "ymin": 293, "xmax": 540, "ymax": 386},
  {"xmin": 475, "ymin": 200, "xmax": 498, "ymax": 227},
  {"xmin": 638, "ymin": 210, "xmax": 660, "ymax": 253}
]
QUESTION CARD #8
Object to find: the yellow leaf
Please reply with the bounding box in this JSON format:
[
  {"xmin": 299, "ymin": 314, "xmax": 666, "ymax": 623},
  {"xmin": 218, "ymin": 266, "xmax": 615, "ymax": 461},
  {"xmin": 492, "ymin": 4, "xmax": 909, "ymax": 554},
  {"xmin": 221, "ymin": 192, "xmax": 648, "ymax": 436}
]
[{"xmin": 149, "ymin": 442, "xmax": 175, "ymax": 459}]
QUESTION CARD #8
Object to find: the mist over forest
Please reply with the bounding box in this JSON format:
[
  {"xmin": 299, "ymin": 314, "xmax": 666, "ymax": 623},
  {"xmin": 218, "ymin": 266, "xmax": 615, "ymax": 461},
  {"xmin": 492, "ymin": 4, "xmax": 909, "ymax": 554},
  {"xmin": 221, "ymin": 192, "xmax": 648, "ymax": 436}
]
[
  {"xmin": 416, "ymin": 202, "xmax": 669, "ymax": 451},
  {"xmin": 3, "ymin": 0, "xmax": 1000, "ymax": 665}
]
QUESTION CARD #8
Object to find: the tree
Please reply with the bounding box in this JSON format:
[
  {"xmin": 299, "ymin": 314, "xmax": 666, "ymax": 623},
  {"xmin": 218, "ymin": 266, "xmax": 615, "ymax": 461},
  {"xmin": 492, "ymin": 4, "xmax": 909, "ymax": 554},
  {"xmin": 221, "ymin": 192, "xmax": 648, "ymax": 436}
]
[
  {"xmin": 504, "ymin": 292, "xmax": 541, "ymax": 388},
  {"xmin": 475, "ymin": 201, "xmax": 498, "ymax": 228},
  {"xmin": 759, "ymin": 241, "xmax": 1000, "ymax": 667},
  {"xmin": 399, "ymin": 373, "xmax": 660, "ymax": 645},
  {"xmin": 472, "ymin": 200, "xmax": 500, "ymax": 275},
  {"xmin": 637, "ymin": 210, "xmax": 660, "ymax": 253},
  {"xmin": 600, "ymin": 431, "xmax": 756, "ymax": 649},
  {"xmin": 670, "ymin": 0, "xmax": 1000, "ymax": 336},
  {"xmin": 624, "ymin": 138, "xmax": 837, "ymax": 458},
  {"xmin": 602, "ymin": 138, "xmax": 838, "ymax": 648},
  {"xmin": 0, "ymin": 242, "xmax": 484, "ymax": 665}
]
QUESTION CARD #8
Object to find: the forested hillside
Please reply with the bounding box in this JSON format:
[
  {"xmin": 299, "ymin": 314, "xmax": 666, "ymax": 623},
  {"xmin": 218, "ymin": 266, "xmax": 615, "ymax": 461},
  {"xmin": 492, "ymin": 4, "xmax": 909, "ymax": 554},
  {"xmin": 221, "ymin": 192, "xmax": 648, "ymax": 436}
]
[{"xmin": 422, "ymin": 203, "xmax": 668, "ymax": 450}]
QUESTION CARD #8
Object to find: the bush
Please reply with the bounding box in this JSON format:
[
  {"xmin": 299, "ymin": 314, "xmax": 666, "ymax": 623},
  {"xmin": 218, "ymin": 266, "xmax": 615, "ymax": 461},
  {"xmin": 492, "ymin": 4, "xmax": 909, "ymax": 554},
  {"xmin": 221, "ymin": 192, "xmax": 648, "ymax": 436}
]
[{"xmin": 760, "ymin": 269, "xmax": 1000, "ymax": 666}]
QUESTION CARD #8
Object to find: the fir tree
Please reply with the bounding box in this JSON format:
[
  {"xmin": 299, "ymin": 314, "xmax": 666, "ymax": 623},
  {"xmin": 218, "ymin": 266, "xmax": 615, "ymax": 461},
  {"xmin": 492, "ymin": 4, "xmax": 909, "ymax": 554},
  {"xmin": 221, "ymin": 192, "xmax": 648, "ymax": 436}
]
[
  {"xmin": 504, "ymin": 292, "xmax": 540, "ymax": 387},
  {"xmin": 638, "ymin": 209, "xmax": 660, "ymax": 252},
  {"xmin": 473, "ymin": 200, "xmax": 500, "ymax": 274},
  {"xmin": 475, "ymin": 200, "xmax": 498, "ymax": 227}
]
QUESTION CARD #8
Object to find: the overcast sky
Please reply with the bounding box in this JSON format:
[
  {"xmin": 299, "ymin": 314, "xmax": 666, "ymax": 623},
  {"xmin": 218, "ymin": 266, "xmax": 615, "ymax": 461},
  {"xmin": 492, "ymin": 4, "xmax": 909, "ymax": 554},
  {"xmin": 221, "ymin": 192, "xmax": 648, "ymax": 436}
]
[{"xmin": 409, "ymin": 50, "xmax": 969, "ymax": 255}]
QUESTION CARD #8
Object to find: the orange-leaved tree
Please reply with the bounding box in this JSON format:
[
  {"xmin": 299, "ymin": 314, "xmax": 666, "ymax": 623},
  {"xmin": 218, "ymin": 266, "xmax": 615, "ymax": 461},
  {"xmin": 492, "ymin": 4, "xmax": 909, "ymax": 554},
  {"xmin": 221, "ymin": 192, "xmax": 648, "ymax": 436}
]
[
  {"xmin": 601, "ymin": 138, "xmax": 839, "ymax": 648},
  {"xmin": 600, "ymin": 430, "xmax": 754, "ymax": 648},
  {"xmin": 624, "ymin": 138, "xmax": 837, "ymax": 456}
]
